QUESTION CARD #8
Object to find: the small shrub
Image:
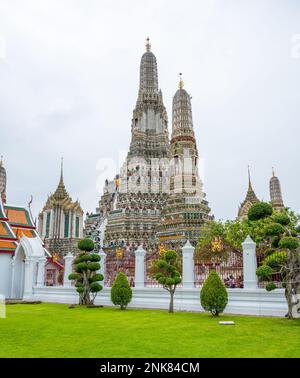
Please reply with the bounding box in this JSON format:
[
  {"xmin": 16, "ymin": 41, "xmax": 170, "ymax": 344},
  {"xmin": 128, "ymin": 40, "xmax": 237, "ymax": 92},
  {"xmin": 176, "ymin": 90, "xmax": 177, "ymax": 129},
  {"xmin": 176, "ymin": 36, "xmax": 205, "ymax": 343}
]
[
  {"xmin": 264, "ymin": 223, "xmax": 285, "ymax": 236},
  {"xmin": 111, "ymin": 272, "xmax": 132, "ymax": 310},
  {"xmin": 200, "ymin": 270, "xmax": 228, "ymax": 316},
  {"xmin": 279, "ymin": 237, "xmax": 299, "ymax": 250},
  {"xmin": 78, "ymin": 238, "xmax": 95, "ymax": 252},
  {"xmin": 266, "ymin": 282, "xmax": 277, "ymax": 292},
  {"xmin": 248, "ymin": 202, "xmax": 273, "ymax": 221},
  {"xmin": 256, "ymin": 265, "xmax": 273, "ymax": 280},
  {"xmin": 264, "ymin": 251, "xmax": 287, "ymax": 269},
  {"xmin": 272, "ymin": 213, "xmax": 290, "ymax": 226}
]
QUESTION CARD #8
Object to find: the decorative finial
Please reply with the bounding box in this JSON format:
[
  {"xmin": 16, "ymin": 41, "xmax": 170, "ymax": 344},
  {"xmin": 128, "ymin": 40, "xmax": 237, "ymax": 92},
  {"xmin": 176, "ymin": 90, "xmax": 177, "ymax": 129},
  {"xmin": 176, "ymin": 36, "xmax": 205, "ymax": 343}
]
[
  {"xmin": 60, "ymin": 157, "xmax": 64, "ymax": 183},
  {"xmin": 0, "ymin": 155, "xmax": 3, "ymax": 167},
  {"xmin": 179, "ymin": 73, "xmax": 184, "ymax": 89},
  {"xmin": 146, "ymin": 37, "xmax": 151, "ymax": 52},
  {"xmin": 248, "ymin": 165, "xmax": 252, "ymax": 186},
  {"xmin": 272, "ymin": 167, "xmax": 275, "ymax": 177}
]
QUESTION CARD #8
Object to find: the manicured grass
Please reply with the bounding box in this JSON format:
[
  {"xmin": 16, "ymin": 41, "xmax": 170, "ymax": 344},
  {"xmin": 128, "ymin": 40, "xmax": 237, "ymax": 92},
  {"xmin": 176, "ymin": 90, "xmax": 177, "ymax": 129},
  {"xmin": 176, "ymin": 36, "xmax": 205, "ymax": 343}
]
[{"xmin": 0, "ymin": 303, "xmax": 299, "ymax": 358}]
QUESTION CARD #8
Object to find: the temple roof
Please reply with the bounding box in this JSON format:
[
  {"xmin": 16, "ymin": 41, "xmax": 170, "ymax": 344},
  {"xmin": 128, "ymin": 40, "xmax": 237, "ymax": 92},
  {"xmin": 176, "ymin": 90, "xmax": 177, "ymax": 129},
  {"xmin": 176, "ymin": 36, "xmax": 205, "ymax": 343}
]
[
  {"xmin": 41, "ymin": 161, "xmax": 83, "ymax": 213},
  {"xmin": 0, "ymin": 198, "xmax": 39, "ymax": 254},
  {"xmin": 238, "ymin": 167, "xmax": 259, "ymax": 219}
]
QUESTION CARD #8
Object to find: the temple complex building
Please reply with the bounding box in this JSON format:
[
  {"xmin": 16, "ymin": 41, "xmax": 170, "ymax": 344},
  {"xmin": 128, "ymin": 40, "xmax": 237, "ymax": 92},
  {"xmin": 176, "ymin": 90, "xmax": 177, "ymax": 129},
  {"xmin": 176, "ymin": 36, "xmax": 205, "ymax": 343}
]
[
  {"xmin": 156, "ymin": 75, "xmax": 212, "ymax": 248},
  {"xmin": 237, "ymin": 167, "xmax": 259, "ymax": 220},
  {"xmin": 86, "ymin": 40, "xmax": 212, "ymax": 262},
  {"xmin": 270, "ymin": 168, "xmax": 284, "ymax": 211},
  {"xmin": 38, "ymin": 161, "xmax": 84, "ymax": 256}
]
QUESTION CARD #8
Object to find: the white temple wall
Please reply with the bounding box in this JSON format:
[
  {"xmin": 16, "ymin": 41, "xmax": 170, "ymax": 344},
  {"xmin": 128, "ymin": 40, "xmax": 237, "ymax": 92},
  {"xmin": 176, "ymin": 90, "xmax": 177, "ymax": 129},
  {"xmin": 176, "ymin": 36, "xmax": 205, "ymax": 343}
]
[
  {"xmin": 30, "ymin": 286, "xmax": 287, "ymax": 317},
  {"xmin": 0, "ymin": 254, "xmax": 12, "ymax": 298}
]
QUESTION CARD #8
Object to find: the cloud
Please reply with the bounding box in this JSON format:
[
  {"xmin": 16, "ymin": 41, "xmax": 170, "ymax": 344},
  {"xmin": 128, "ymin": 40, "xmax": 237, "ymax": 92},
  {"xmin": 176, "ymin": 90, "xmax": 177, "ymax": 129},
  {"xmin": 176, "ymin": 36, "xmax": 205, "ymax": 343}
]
[{"xmin": 0, "ymin": 0, "xmax": 299, "ymax": 221}]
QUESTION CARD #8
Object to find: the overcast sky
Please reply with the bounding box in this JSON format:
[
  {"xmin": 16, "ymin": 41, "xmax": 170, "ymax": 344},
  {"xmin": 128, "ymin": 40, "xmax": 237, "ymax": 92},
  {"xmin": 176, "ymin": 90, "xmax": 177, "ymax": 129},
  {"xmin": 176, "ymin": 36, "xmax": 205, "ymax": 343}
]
[{"xmin": 0, "ymin": 0, "xmax": 299, "ymax": 222}]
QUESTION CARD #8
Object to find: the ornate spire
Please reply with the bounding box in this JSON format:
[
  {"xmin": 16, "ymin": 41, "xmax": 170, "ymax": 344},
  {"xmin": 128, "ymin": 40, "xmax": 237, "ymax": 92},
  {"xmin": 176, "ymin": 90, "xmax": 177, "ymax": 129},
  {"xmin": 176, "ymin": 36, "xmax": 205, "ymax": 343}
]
[
  {"xmin": 0, "ymin": 155, "xmax": 3, "ymax": 167},
  {"xmin": 270, "ymin": 167, "xmax": 284, "ymax": 210},
  {"xmin": 53, "ymin": 158, "xmax": 69, "ymax": 201},
  {"xmin": 138, "ymin": 38, "xmax": 158, "ymax": 95},
  {"xmin": 172, "ymin": 75, "xmax": 194, "ymax": 138},
  {"xmin": 237, "ymin": 166, "xmax": 259, "ymax": 219}
]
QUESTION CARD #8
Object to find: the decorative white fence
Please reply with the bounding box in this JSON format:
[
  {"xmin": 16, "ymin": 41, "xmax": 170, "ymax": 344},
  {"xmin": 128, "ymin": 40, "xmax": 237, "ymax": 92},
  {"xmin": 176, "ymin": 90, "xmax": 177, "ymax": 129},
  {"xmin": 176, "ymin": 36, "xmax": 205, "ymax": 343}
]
[{"xmin": 24, "ymin": 236, "xmax": 288, "ymax": 317}]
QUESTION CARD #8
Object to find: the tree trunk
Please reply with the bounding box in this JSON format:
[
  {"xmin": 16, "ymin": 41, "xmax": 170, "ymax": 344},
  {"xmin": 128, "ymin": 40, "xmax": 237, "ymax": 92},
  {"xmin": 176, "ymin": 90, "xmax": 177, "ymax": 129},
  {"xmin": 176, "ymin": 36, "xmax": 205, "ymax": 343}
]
[
  {"xmin": 285, "ymin": 249, "xmax": 300, "ymax": 319},
  {"xmin": 169, "ymin": 291, "xmax": 174, "ymax": 313}
]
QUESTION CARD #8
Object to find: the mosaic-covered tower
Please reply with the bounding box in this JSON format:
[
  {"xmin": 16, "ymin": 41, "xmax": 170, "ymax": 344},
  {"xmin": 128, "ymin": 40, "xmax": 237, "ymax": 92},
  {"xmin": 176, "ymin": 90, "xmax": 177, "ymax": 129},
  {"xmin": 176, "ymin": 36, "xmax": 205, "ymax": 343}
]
[
  {"xmin": 102, "ymin": 39, "xmax": 171, "ymax": 252},
  {"xmin": 270, "ymin": 168, "xmax": 284, "ymax": 211},
  {"xmin": 156, "ymin": 75, "xmax": 212, "ymax": 248}
]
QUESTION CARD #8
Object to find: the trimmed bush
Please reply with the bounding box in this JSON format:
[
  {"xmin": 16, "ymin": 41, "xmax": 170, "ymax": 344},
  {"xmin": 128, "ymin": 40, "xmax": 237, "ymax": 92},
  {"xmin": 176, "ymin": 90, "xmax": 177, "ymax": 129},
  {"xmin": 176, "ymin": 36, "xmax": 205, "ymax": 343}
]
[
  {"xmin": 264, "ymin": 223, "xmax": 285, "ymax": 236},
  {"xmin": 264, "ymin": 251, "xmax": 287, "ymax": 269},
  {"xmin": 266, "ymin": 282, "xmax": 277, "ymax": 292},
  {"xmin": 200, "ymin": 270, "xmax": 228, "ymax": 316},
  {"xmin": 272, "ymin": 213, "xmax": 290, "ymax": 226},
  {"xmin": 111, "ymin": 272, "xmax": 132, "ymax": 310},
  {"xmin": 256, "ymin": 265, "xmax": 273, "ymax": 280},
  {"xmin": 78, "ymin": 238, "xmax": 95, "ymax": 252},
  {"xmin": 248, "ymin": 202, "xmax": 273, "ymax": 221},
  {"xmin": 279, "ymin": 237, "xmax": 300, "ymax": 250}
]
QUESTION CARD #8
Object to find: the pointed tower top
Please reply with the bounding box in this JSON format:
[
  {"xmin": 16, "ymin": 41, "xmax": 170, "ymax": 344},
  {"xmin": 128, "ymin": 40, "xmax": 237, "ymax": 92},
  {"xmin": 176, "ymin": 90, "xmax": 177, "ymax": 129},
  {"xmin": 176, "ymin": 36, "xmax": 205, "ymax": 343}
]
[
  {"xmin": 178, "ymin": 73, "xmax": 184, "ymax": 89},
  {"xmin": 0, "ymin": 155, "xmax": 3, "ymax": 167},
  {"xmin": 272, "ymin": 167, "xmax": 275, "ymax": 177},
  {"xmin": 53, "ymin": 158, "xmax": 68, "ymax": 200},
  {"xmin": 60, "ymin": 157, "xmax": 64, "ymax": 184},
  {"xmin": 145, "ymin": 37, "xmax": 151, "ymax": 52}
]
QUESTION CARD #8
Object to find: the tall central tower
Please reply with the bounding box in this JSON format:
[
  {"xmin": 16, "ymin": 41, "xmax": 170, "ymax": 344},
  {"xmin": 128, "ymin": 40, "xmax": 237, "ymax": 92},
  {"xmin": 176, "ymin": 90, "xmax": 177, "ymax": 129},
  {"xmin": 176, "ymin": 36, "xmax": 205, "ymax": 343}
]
[
  {"xmin": 103, "ymin": 40, "xmax": 170, "ymax": 252},
  {"xmin": 127, "ymin": 38, "xmax": 170, "ymax": 162}
]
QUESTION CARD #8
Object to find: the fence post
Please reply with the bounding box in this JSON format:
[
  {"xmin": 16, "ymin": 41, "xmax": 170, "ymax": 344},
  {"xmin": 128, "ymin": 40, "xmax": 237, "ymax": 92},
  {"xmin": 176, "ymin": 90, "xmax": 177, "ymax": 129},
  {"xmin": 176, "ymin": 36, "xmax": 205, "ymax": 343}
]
[
  {"xmin": 242, "ymin": 235, "xmax": 258, "ymax": 289},
  {"xmin": 99, "ymin": 249, "xmax": 106, "ymax": 288},
  {"xmin": 36, "ymin": 256, "xmax": 46, "ymax": 286},
  {"xmin": 63, "ymin": 252, "xmax": 74, "ymax": 288},
  {"xmin": 134, "ymin": 245, "xmax": 146, "ymax": 288},
  {"xmin": 182, "ymin": 240, "xmax": 195, "ymax": 288}
]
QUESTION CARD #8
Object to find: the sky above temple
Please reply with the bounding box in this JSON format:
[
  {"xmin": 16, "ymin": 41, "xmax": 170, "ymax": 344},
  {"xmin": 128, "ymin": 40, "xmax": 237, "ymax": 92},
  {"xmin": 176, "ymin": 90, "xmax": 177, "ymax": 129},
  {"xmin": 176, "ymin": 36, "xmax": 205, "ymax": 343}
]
[{"xmin": 0, "ymin": 0, "xmax": 299, "ymax": 221}]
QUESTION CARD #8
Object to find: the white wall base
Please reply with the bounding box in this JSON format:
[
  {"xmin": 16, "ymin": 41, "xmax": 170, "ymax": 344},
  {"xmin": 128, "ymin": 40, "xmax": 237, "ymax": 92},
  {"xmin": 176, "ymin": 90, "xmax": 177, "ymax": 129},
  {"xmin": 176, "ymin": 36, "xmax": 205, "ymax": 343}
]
[{"xmin": 31, "ymin": 286, "xmax": 288, "ymax": 317}]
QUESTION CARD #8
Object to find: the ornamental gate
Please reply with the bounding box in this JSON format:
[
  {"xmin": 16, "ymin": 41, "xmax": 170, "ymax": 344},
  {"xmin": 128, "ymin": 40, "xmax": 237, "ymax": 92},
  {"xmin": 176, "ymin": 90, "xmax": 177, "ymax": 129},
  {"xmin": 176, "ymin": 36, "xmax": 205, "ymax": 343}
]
[
  {"xmin": 194, "ymin": 251, "xmax": 244, "ymax": 288},
  {"xmin": 104, "ymin": 248, "xmax": 135, "ymax": 287}
]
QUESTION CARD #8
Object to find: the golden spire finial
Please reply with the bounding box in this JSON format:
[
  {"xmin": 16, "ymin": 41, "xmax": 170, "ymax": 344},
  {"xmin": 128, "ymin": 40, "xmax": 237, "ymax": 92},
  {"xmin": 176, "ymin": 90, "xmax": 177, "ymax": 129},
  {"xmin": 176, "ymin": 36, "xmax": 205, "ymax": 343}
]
[
  {"xmin": 179, "ymin": 73, "xmax": 184, "ymax": 89},
  {"xmin": 146, "ymin": 37, "xmax": 151, "ymax": 52}
]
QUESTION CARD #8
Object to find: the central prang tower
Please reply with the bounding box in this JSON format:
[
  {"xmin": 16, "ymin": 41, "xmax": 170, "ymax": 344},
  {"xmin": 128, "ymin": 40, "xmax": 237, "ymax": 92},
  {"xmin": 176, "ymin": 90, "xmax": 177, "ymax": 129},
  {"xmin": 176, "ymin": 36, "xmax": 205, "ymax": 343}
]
[{"xmin": 102, "ymin": 39, "xmax": 171, "ymax": 252}]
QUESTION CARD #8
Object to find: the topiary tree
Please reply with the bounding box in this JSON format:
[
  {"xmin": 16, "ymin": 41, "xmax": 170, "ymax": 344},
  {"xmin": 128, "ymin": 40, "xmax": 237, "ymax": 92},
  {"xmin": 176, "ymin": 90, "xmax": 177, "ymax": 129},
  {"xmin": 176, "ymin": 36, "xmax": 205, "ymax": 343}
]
[
  {"xmin": 68, "ymin": 238, "xmax": 103, "ymax": 305},
  {"xmin": 150, "ymin": 250, "xmax": 182, "ymax": 313},
  {"xmin": 200, "ymin": 270, "xmax": 228, "ymax": 316},
  {"xmin": 110, "ymin": 272, "xmax": 132, "ymax": 310},
  {"xmin": 248, "ymin": 202, "xmax": 273, "ymax": 221}
]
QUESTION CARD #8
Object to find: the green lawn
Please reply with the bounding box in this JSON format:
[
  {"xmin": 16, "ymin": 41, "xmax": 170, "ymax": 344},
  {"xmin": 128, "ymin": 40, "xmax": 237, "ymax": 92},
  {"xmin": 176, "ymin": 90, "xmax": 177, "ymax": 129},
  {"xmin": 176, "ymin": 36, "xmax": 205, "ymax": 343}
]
[{"xmin": 0, "ymin": 303, "xmax": 299, "ymax": 358}]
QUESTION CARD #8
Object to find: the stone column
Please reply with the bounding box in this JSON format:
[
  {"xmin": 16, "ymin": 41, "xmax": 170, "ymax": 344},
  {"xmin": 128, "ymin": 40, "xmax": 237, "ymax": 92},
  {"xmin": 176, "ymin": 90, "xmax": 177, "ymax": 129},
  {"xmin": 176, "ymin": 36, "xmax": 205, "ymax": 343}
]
[
  {"xmin": 242, "ymin": 235, "xmax": 258, "ymax": 289},
  {"xmin": 182, "ymin": 240, "xmax": 195, "ymax": 288},
  {"xmin": 134, "ymin": 246, "xmax": 146, "ymax": 288},
  {"xmin": 99, "ymin": 249, "xmax": 106, "ymax": 288},
  {"xmin": 63, "ymin": 252, "xmax": 74, "ymax": 288},
  {"xmin": 36, "ymin": 256, "xmax": 46, "ymax": 286}
]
